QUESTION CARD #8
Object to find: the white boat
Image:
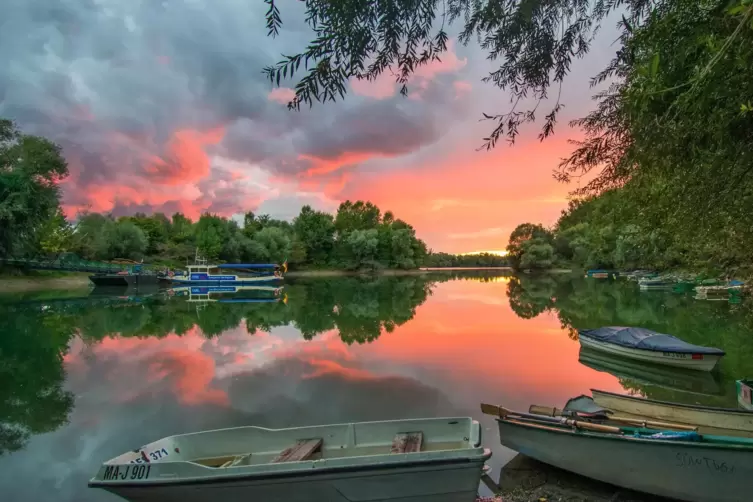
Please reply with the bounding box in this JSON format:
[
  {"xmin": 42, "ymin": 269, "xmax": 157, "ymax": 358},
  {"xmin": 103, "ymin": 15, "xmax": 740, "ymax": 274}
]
[
  {"xmin": 591, "ymin": 389, "xmax": 753, "ymax": 436},
  {"xmin": 483, "ymin": 402, "xmax": 753, "ymax": 502},
  {"xmin": 89, "ymin": 417, "xmax": 491, "ymax": 502},
  {"xmin": 578, "ymin": 326, "xmax": 724, "ymax": 371}
]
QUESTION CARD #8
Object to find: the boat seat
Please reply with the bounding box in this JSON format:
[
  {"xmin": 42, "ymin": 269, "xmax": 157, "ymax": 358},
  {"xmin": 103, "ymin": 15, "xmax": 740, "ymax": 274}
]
[
  {"xmin": 219, "ymin": 453, "xmax": 251, "ymax": 468},
  {"xmin": 271, "ymin": 438, "xmax": 323, "ymax": 463},
  {"xmin": 391, "ymin": 432, "xmax": 423, "ymax": 453}
]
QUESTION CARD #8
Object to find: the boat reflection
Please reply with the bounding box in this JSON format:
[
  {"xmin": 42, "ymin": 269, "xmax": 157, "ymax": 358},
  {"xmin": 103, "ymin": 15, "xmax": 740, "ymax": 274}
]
[
  {"xmin": 166, "ymin": 285, "xmax": 286, "ymax": 304},
  {"xmin": 578, "ymin": 346, "xmax": 722, "ymax": 397}
]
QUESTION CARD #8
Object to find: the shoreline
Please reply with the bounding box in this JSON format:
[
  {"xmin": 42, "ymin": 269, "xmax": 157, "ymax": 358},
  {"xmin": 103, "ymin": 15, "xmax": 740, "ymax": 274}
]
[
  {"xmin": 0, "ymin": 267, "xmax": 516, "ymax": 292},
  {"xmin": 0, "ymin": 273, "xmax": 91, "ymax": 293}
]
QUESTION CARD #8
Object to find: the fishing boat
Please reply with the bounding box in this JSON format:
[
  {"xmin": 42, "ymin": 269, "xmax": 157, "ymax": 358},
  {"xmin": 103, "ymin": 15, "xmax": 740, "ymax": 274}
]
[
  {"xmin": 167, "ymin": 253, "xmax": 286, "ymax": 286},
  {"xmin": 482, "ymin": 402, "xmax": 753, "ymax": 502},
  {"xmin": 89, "ymin": 417, "xmax": 491, "ymax": 502},
  {"xmin": 578, "ymin": 326, "xmax": 725, "ymax": 371},
  {"xmin": 590, "ymin": 389, "xmax": 753, "ymax": 436}
]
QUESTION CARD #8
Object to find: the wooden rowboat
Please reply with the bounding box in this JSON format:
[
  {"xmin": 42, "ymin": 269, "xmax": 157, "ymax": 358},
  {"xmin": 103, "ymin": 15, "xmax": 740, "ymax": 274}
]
[
  {"xmin": 483, "ymin": 402, "xmax": 753, "ymax": 502},
  {"xmin": 591, "ymin": 389, "xmax": 753, "ymax": 436},
  {"xmin": 578, "ymin": 327, "xmax": 724, "ymax": 371},
  {"xmin": 89, "ymin": 417, "xmax": 491, "ymax": 502}
]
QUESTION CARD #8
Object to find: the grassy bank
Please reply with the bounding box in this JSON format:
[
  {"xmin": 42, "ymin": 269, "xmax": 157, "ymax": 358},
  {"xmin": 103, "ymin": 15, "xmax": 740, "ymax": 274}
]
[{"xmin": 0, "ymin": 272, "xmax": 91, "ymax": 293}]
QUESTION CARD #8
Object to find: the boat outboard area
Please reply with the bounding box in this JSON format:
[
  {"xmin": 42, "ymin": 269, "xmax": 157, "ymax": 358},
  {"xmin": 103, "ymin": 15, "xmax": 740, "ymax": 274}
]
[{"xmin": 89, "ymin": 417, "xmax": 491, "ymax": 502}]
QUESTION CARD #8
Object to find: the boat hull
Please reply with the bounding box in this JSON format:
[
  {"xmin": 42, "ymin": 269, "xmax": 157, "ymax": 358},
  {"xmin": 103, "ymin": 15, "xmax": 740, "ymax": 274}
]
[
  {"xmin": 96, "ymin": 457, "xmax": 488, "ymax": 502},
  {"xmin": 497, "ymin": 419, "xmax": 752, "ymax": 502},
  {"xmin": 579, "ymin": 335, "xmax": 721, "ymax": 371},
  {"xmin": 89, "ymin": 274, "xmax": 159, "ymax": 287},
  {"xmin": 592, "ymin": 389, "xmax": 753, "ymax": 436}
]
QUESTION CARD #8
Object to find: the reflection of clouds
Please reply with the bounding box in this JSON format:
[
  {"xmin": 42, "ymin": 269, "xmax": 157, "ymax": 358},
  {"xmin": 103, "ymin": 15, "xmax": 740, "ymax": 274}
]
[{"xmin": 0, "ymin": 321, "xmax": 460, "ymax": 502}]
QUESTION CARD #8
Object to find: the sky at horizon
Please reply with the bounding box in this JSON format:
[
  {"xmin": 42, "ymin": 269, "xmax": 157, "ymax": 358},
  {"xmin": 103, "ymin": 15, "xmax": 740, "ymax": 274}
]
[{"xmin": 0, "ymin": 1, "xmax": 618, "ymax": 254}]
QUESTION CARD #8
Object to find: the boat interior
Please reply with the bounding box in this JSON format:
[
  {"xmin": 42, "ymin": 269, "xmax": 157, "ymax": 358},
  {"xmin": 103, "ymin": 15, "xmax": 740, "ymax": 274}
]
[{"xmin": 111, "ymin": 418, "xmax": 478, "ymax": 469}]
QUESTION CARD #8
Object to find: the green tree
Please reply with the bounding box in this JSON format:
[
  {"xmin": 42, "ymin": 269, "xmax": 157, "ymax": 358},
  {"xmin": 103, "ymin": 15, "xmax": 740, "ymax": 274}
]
[
  {"xmin": 334, "ymin": 201, "xmax": 381, "ymax": 236},
  {"xmin": 170, "ymin": 212, "xmax": 194, "ymax": 243},
  {"xmin": 254, "ymin": 226, "xmax": 291, "ymax": 263},
  {"xmin": 506, "ymin": 223, "xmax": 552, "ymax": 269},
  {"xmin": 195, "ymin": 214, "xmax": 228, "ymax": 260},
  {"xmin": 519, "ymin": 239, "xmax": 555, "ymax": 270},
  {"xmin": 71, "ymin": 212, "xmax": 113, "ymax": 260},
  {"xmin": 105, "ymin": 220, "xmax": 148, "ymax": 259},
  {"xmin": 37, "ymin": 209, "xmax": 73, "ymax": 256},
  {"xmin": 293, "ymin": 205, "xmax": 335, "ymax": 266},
  {"xmin": 0, "ymin": 119, "xmax": 69, "ymax": 258}
]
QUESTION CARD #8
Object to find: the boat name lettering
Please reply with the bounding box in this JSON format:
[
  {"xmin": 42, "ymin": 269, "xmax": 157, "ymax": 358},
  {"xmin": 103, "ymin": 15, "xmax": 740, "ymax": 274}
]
[
  {"xmin": 675, "ymin": 453, "xmax": 735, "ymax": 474},
  {"xmin": 103, "ymin": 465, "xmax": 151, "ymax": 481},
  {"xmin": 662, "ymin": 352, "xmax": 689, "ymax": 359},
  {"xmin": 129, "ymin": 448, "xmax": 169, "ymax": 463}
]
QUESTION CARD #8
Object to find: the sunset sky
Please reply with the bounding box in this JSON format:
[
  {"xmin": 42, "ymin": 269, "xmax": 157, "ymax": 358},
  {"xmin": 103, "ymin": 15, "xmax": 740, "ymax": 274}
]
[{"xmin": 0, "ymin": 1, "xmax": 619, "ymax": 253}]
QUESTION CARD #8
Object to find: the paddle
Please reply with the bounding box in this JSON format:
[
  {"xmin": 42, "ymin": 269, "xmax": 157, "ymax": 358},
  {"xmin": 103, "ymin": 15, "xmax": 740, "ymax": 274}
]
[
  {"xmin": 528, "ymin": 404, "xmax": 698, "ymax": 432},
  {"xmin": 480, "ymin": 403, "xmax": 622, "ymax": 434}
]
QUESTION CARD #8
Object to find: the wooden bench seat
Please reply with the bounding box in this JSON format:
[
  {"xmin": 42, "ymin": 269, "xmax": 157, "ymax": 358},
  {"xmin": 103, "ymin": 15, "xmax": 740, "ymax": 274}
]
[
  {"xmin": 391, "ymin": 432, "xmax": 423, "ymax": 454},
  {"xmin": 271, "ymin": 438, "xmax": 323, "ymax": 463}
]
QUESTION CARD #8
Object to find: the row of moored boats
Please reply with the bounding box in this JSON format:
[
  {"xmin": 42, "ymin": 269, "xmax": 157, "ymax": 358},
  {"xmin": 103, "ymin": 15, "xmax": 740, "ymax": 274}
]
[{"xmin": 89, "ymin": 326, "xmax": 745, "ymax": 502}]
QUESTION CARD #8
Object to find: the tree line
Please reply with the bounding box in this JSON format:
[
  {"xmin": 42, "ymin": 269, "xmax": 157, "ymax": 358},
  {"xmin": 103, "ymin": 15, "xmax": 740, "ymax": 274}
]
[{"xmin": 1, "ymin": 118, "xmax": 507, "ymax": 271}]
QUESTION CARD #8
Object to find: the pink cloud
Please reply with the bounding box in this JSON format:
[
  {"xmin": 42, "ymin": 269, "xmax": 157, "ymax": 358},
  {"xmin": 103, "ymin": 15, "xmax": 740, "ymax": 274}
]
[
  {"xmin": 267, "ymin": 87, "xmax": 296, "ymax": 104},
  {"xmin": 453, "ymin": 80, "xmax": 472, "ymax": 99},
  {"xmin": 351, "ymin": 39, "xmax": 467, "ymax": 100},
  {"xmin": 351, "ymin": 73, "xmax": 397, "ymax": 99}
]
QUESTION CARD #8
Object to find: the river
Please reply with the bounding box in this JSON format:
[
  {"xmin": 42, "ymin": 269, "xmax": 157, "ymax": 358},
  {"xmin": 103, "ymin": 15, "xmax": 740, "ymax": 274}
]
[{"xmin": 1, "ymin": 272, "xmax": 751, "ymax": 501}]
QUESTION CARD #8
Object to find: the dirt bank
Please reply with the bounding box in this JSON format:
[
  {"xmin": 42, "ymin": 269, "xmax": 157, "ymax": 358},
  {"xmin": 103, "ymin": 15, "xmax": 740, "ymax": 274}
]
[{"xmin": 493, "ymin": 455, "xmax": 668, "ymax": 502}]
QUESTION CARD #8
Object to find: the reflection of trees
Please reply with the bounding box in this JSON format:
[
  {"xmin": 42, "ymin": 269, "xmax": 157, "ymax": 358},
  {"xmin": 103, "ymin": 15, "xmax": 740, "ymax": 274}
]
[
  {"xmin": 506, "ymin": 275, "xmax": 556, "ymax": 319},
  {"xmin": 0, "ymin": 307, "xmax": 75, "ymax": 455},
  {"xmin": 509, "ymin": 275, "xmax": 753, "ymax": 407},
  {"xmin": 287, "ymin": 276, "xmax": 432, "ymax": 344}
]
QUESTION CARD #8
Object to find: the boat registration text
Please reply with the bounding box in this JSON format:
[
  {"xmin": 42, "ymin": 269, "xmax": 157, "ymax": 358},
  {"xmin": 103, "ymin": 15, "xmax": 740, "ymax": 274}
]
[{"xmin": 103, "ymin": 464, "xmax": 151, "ymax": 481}]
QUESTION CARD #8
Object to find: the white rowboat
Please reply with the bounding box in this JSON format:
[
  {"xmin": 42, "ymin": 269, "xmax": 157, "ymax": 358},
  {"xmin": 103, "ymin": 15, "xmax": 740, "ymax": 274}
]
[
  {"xmin": 578, "ymin": 327, "xmax": 724, "ymax": 371},
  {"xmin": 89, "ymin": 417, "xmax": 491, "ymax": 502},
  {"xmin": 592, "ymin": 389, "xmax": 753, "ymax": 436}
]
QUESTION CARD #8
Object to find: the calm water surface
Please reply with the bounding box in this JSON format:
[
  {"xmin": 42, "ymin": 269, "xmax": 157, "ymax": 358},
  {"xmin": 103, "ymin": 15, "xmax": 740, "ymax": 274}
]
[{"xmin": 2, "ymin": 273, "xmax": 753, "ymax": 501}]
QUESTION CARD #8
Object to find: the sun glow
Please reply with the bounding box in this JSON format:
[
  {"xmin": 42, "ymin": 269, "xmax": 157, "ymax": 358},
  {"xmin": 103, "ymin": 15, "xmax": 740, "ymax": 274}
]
[{"xmin": 460, "ymin": 250, "xmax": 509, "ymax": 257}]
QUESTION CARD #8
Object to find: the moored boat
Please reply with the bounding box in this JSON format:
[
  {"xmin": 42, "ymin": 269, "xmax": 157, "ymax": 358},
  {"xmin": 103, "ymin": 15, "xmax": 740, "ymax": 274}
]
[
  {"xmin": 591, "ymin": 389, "xmax": 753, "ymax": 436},
  {"xmin": 168, "ymin": 260, "xmax": 286, "ymax": 286},
  {"xmin": 89, "ymin": 263, "xmax": 163, "ymax": 287},
  {"xmin": 89, "ymin": 417, "xmax": 490, "ymax": 502},
  {"xmin": 578, "ymin": 326, "xmax": 724, "ymax": 371},
  {"xmin": 483, "ymin": 402, "xmax": 753, "ymax": 502}
]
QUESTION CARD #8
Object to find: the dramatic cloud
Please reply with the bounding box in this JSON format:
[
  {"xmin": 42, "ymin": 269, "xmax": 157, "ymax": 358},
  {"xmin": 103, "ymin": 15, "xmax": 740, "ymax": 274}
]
[{"xmin": 0, "ymin": 0, "xmax": 620, "ymax": 251}]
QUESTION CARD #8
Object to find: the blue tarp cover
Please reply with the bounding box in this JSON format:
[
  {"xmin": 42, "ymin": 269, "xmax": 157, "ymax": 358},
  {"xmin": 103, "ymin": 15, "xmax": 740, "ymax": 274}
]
[{"xmin": 579, "ymin": 326, "xmax": 725, "ymax": 355}]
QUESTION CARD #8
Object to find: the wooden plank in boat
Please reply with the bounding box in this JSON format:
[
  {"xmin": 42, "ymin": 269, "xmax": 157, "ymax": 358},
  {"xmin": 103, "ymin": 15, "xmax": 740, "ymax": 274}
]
[
  {"xmin": 271, "ymin": 438, "xmax": 322, "ymax": 463},
  {"xmin": 391, "ymin": 432, "xmax": 423, "ymax": 453}
]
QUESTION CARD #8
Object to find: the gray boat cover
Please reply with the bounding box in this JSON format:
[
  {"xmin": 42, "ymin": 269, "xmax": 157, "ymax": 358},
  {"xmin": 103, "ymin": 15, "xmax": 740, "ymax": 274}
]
[{"xmin": 579, "ymin": 327, "xmax": 725, "ymax": 355}]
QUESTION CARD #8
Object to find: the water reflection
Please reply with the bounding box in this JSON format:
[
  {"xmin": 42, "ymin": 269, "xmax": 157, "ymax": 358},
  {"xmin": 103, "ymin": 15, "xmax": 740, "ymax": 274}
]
[{"xmin": 1, "ymin": 273, "xmax": 753, "ymax": 501}]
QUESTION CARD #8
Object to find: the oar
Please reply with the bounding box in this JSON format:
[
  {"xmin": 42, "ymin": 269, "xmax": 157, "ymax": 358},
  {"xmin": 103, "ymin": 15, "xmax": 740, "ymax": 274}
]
[
  {"xmin": 528, "ymin": 404, "xmax": 698, "ymax": 432},
  {"xmin": 480, "ymin": 403, "xmax": 621, "ymax": 434}
]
